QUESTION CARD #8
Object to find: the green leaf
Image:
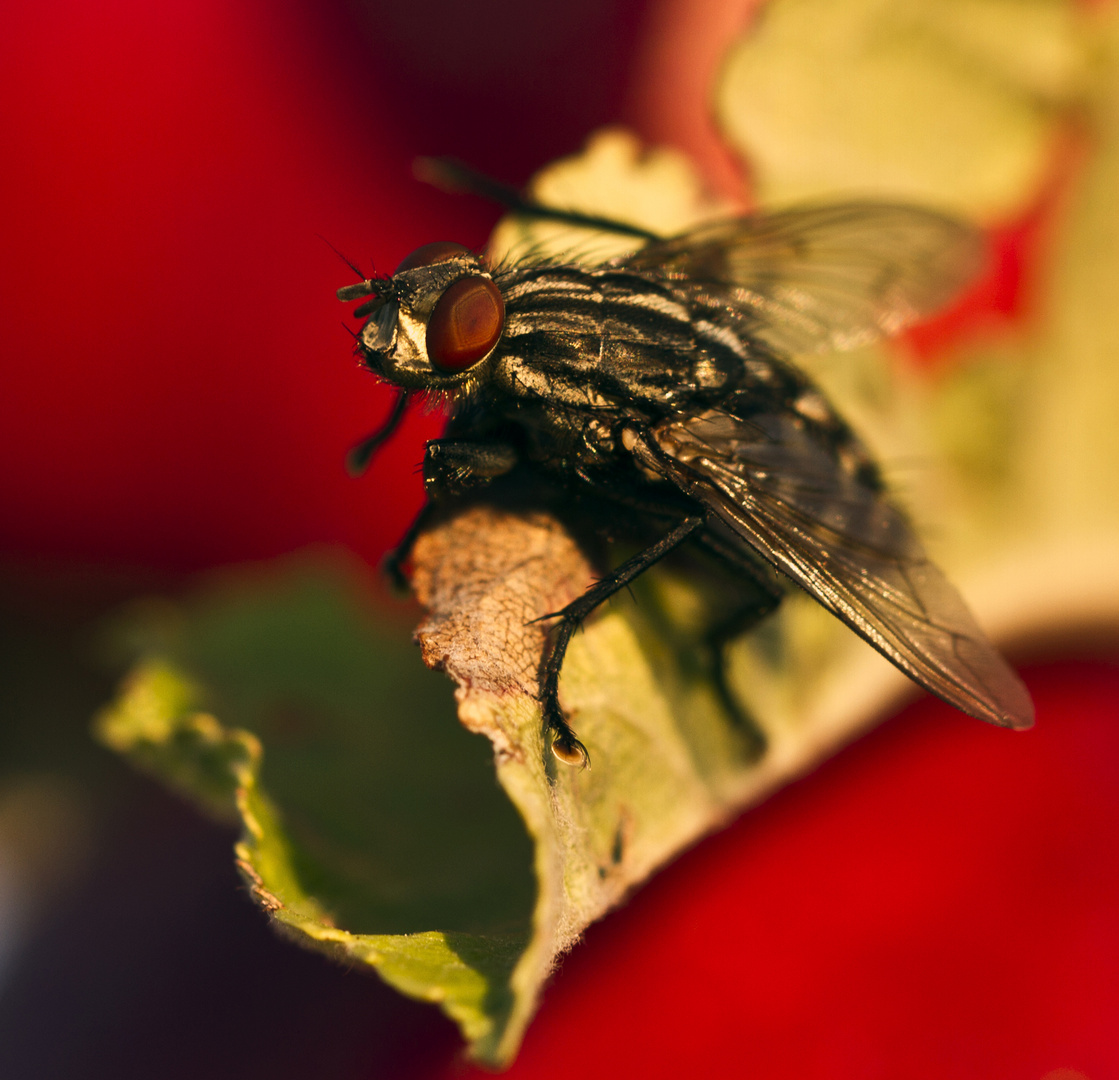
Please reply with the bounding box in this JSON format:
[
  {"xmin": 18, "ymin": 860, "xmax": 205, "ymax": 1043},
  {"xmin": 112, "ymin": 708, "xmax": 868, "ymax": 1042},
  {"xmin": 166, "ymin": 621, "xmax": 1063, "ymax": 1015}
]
[{"xmin": 96, "ymin": 559, "xmax": 535, "ymax": 1062}]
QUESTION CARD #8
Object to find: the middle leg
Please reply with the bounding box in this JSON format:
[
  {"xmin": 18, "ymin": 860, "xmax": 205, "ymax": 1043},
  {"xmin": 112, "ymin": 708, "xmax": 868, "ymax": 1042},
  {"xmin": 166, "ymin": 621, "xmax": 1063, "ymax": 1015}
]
[{"xmin": 539, "ymin": 514, "xmax": 707, "ymax": 767}]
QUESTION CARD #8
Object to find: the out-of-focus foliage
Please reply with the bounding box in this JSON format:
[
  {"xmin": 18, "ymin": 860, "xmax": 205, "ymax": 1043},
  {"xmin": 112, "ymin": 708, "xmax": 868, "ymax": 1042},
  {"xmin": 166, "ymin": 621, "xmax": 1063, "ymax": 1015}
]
[{"xmin": 718, "ymin": 0, "xmax": 1086, "ymax": 217}]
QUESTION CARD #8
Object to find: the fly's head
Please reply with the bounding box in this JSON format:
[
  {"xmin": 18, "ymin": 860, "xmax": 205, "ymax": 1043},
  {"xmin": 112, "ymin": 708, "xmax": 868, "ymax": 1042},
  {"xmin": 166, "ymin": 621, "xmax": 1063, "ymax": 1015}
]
[{"xmin": 337, "ymin": 242, "xmax": 505, "ymax": 393}]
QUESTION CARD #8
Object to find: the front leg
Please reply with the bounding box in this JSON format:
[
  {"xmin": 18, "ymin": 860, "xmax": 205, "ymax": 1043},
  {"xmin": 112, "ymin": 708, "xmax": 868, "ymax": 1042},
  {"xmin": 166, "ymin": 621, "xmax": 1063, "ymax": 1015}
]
[
  {"xmin": 423, "ymin": 439, "xmax": 519, "ymax": 499},
  {"xmin": 383, "ymin": 439, "xmax": 519, "ymax": 590}
]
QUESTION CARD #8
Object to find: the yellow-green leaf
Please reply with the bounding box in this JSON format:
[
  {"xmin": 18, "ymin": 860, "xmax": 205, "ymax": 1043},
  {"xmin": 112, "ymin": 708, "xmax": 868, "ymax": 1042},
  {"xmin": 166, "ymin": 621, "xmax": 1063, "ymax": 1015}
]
[{"xmin": 717, "ymin": 0, "xmax": 1087, "ymax": 217}]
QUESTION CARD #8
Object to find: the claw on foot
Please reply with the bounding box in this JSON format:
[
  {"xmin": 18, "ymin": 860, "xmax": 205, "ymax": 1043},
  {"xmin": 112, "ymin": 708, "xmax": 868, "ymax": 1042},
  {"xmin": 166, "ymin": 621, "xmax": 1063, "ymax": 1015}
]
[{"xmin": 550, "ymin": 733, "xmax": 590, "ymax": 769}]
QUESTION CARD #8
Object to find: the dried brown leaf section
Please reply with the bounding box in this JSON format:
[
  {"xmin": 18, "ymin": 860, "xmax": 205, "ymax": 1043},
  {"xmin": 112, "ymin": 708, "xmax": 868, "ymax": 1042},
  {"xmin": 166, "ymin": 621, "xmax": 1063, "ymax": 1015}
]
[{"xmin": 411, "ymin": 506, "xmax": 593, "ymax": 759}]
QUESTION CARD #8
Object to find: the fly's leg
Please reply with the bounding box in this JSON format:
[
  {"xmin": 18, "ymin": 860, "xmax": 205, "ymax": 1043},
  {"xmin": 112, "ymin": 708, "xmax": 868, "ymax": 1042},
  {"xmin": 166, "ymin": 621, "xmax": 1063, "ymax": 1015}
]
[
  {"xmin": 347, "ymin": 391, "xmax": 410, "ymax": 476},
  {"xmin": 414, "ymin": 156, "xmax": 664, "ymax": 243},
  {"xmin": 422, "ymin": 439, "xmax": 519, "ymax": 498},
  {"xmin": 382, "ymin": 502, "xmax": 436, "ymax": 595},
  {"xmin": 384, "ymin": 439, "xmax": 520, "ymax": 592},
  {"xmin": 539, "ymin": 515, "xmax": 707, "ymax": 767},
  {"xmin": 702, "ymin": 601, "xmax": 780, "ymax": 760},
  {"xmin": 693, "ymin": 528, "xmax": 785, "ymax": 759}
]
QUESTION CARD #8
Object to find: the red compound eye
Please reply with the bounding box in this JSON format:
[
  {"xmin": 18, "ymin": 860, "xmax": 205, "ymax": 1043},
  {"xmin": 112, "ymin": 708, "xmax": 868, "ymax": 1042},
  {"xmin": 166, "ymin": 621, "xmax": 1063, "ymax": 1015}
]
[
  {"xmin": 426, "ymin": 276, "xmax": 505, "ymax": 373},
  {"xmin": 394, "ymin": 241, "xmax": 470, "ymax": 273}
]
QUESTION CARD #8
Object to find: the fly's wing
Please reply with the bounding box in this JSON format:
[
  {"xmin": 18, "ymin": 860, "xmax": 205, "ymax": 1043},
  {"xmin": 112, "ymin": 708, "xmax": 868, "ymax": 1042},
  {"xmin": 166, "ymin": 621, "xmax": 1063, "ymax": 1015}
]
[
  {"xmin": 621, "ymin": 204, "xmax": 984, "ymax": 355},
  {"xmin": 635, "ymin": 410, "xmax": 1033, "ymax": 729}
]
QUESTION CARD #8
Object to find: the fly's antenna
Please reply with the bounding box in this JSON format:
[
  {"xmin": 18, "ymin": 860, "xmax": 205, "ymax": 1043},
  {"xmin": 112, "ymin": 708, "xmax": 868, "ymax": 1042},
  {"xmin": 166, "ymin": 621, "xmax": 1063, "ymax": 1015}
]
[
  {"xmin": 414, "ymin": 156, "xmax": 664, "ymax": 243},
  {"xmin": 322, "ymin": 236, "xmax": 392, "ymax": 312},
  {"xmin": 317, "ymin": 234, "xmax": 367, "ymax": 280},
  {"xmin": 338, "ymin": 276, "xmax": 393, "ymax": 310}
]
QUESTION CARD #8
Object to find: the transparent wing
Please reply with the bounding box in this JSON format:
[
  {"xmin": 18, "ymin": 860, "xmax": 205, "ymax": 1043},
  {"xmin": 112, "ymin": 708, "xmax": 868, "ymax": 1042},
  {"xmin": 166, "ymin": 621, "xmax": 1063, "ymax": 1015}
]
[
  {"xmin": 621, "ymin": 204, "xmax": 985, "ymax": 355},
  {"xmin": 637, "ymin": 409, "xmax": 1033, "ymax": 729}
]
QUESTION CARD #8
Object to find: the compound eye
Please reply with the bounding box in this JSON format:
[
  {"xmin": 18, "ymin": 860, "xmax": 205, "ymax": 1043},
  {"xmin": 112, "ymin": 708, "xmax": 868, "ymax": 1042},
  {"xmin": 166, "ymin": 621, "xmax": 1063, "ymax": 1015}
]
[
  {"xmin": 395, "ymin": 242, "xmax": 470, "ymax": 274},
  {"xmin": 426, "ymin": 276, "xmax": 505, "ymax": 373}
]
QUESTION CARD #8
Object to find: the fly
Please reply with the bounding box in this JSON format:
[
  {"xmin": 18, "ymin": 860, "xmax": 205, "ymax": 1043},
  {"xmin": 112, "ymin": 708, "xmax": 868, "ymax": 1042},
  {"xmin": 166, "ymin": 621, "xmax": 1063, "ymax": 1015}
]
[{"xmin": 337, "ymin": 160, "xmax": 1034, "ymax": 766}]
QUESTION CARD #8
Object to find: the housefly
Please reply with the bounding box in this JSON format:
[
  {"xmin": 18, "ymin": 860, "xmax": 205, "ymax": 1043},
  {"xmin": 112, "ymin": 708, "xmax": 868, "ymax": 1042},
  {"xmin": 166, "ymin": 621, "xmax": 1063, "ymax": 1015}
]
[{"xmin": 338, "ymin": 163, "xmax": 1034, "ymax": 766}]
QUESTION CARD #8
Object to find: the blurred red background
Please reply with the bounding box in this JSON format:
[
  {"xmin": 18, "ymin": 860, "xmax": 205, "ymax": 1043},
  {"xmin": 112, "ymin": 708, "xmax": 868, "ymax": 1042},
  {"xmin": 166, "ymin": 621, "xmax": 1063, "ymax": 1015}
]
[{"xmin": 0, "ymin": 1, "xmax": 1116, "ymax": 1078}]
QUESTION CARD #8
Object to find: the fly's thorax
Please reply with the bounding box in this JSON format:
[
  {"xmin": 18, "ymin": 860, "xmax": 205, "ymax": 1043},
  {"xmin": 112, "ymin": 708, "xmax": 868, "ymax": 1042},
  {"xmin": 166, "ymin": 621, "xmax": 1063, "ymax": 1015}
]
[
  {"xmin": 353, "ymin": 246, "xmax": 505, "ymax": 392},
  {"xmin": 488, "ymin": 262, "xmax": 734, "ymax": 415}
]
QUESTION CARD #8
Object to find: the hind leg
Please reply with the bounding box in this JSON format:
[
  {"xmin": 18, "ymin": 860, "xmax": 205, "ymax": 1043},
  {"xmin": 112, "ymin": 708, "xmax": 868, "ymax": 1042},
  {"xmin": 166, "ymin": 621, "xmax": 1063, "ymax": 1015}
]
[{"xmin": 690, "ymin": 529, "xmax": 786, "ymax": 759}]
